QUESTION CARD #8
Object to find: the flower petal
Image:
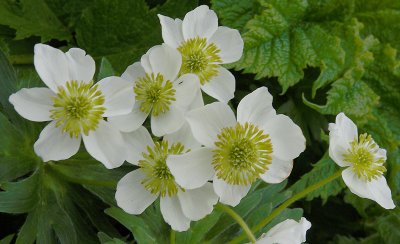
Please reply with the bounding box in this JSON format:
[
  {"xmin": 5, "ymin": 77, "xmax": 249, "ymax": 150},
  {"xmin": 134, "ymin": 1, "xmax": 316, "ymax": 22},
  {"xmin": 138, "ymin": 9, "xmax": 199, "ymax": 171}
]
[
  {"xmin": 148, "ymin": 44, "xmax": 182, "ymax": 81},
  {"xmin": 82, "ymin": 120, "xmax": 126, "ymax": 169},
  {"xmin": 121, "ymin": 62, "xmax": 146, "ymax": 83},
  {"xmin": 186, "ymin": 102, "xmax": 236, "ymax": 147},
  {"xmin": 188, "ymin": 88, "xmax": 204, "ymax": 110},
  {"xmin": 96, "ymin": 76, "xmax": 135, "ymax": 117},
  {"xmin": 213, "ymin": 176, "xmax": 251, "ymax": 207},
  {"xmin": 261, "ymin": 114, "xmax": 306, "ymax": 161},
  {"xmin": 107, "ymin": 103, "xmax": 148, "ymax": 133},
  {"xmin": 209, "ymin": 26, "xmax": 243, "ymax": 63},
  {"xmin": 177, "ymin": 183, "xmax": 218, "ymax": 221},
  {"xmin": 164, "ymin": 122, "xmax": 201, "ymax": 150},
  {"xmin": 173, "ymin": 73, "xmax": 201, "ymax": 110},
  {"xmin": 9, "ymin": 88, "xmax": 55, "ymax": 122},
  {"xmin": 115, "ymin": 170, "xmax": 158, "ymax": 214},
  {"xmin": 342, "ymin": 168, "xmax": 395, "ymax": 209},
  {"xmin": 258, "ymin": 217, "xmax": 311, "ymax": 244},
  {"xmin": 34, "ymin": 44, "xmax": 69, "ymax": 92},
  {"xmin": 201, "ymin": 67, "xmax": 235, "ymax": 103},
  {"xmin": 167, "ymin": 147, "xmax": 214, "ymax": 189},
  {"xmin": 237, "ymin": 87, "xmax": 275, "ymax": 126},
  {"xmin": 329, "ymin": 136, "xmax": 352, "ymax": 167},
  {"xmin": 328, "ymin": 112, "xmax": 358, "ymax": 146},
  {"xmin": 160, "ymin": 195, "xmax": 191, "ymax": 232},
  {"xmin": 151, "ymin": 105, "xmax": 185, "ymax": 137},
  {"xmin": 34, "ymin": 121, "xmax": 81, "ymax": 162},
  {"xmin": 182, "ymin": 5, "xmax": 218, "ymax": 39},
  {"xmin": 123, "ymin": 126, "xmax": 155, "ymax": 165},
  {"xmin": 65, "ymin": 48, "xmax": 95, "ymax": 83},
  {"xmin": 260, "ymin": 157, "xmax": 293, "ymax": 184},
  {"xmin": 158, "ymin": 14, "xmax": 184, "ymax": 48}
]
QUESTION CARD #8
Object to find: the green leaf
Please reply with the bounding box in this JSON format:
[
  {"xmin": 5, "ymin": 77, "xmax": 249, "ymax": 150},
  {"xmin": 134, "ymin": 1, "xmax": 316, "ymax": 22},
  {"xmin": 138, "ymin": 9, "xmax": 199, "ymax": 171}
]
[
  {"xmin": 97, "ymin": 57, "xmax": 116, "ymax": 81},
  {"xmin": 290, "ymin": 153, "xmax": 345, "ymax": 203},
  {"xmin": 377, "ymin": 209, "xmax": 400, "ymax": 243},
  {"xmin": 0, "ymin": 0, "xmax": 71, "ymax": 42},
  {"xmin": 97, "ymin": 232, "xmax": 125, "ymax": 244},
  {"xmin": 0, "ymin": 234, "xmax": 14, "ymax": 244},
  {"xmin": 217, "ymin": 0, "xmax": 344, "ymax": 93}
]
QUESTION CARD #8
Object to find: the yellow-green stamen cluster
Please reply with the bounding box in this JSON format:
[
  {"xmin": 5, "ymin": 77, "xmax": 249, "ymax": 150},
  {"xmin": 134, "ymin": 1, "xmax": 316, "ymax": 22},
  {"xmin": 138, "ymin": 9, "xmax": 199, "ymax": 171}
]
[
  {"xmin": 177, "ymin": 37, "xmax": 222, "ymax": 85},
  {"xmin": 213, "ymin": 122, "xmax": 273, "ymax": 185},
  {"xmin": 139, "ymin": 141, "xmax": 185, "ymax": 197},
  {"xmin": 134, "ymin": 73, "xmax": 176, "ymax": 116},
  {"xmin": 343, "ymin": 133, "xmax": 386, "ymax": 181},
  {"xmin": 50, "ymin": 80, "xmax": 105, "ymax": 138}
]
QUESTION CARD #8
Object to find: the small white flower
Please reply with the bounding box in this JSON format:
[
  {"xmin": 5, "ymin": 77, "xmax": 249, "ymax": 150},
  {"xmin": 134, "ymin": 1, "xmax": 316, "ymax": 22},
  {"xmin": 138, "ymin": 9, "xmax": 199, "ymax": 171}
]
[
  {"xmin": 328, "ymin": 113, "xmax": 395, "ymax": 209},
  {"xmin": 108, "ymin": 44, "xmax": 200, "ymax": 137},
  {"xmin": 158, "ymin": 5, "xmax": 244, "ymax": 103},
  {"xmin": 9, "ymin": 44, "xmax": 134, "ymax": 168},
  {"xmin": 115, "ymin": 125, "xmax": 218, "ymax": 231},
  {"xmin": 255, "ymin": 217, "xmax": 311, "ymax": 244},
  {"xmin": 167, "ymin": 87, "xmax": 306, "ymax": 206}
]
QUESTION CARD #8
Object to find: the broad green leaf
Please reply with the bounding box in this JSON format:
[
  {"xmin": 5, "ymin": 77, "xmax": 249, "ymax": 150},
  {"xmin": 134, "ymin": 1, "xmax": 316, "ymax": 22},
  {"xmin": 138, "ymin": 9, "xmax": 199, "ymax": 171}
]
[
  {"xmin": 0, "ymin": 234, "xmax": 14, "ymax": 244},
  {"xmin": 0, "ymin": 0, "xmax": 71, "ymax": 42},
  {"xmin": 97, "ymin": 232, "xmax": 125, "ymax": 244},
  {"xmin": 290, "ymin": 153, "xmax": 345, "ymax": 203},
  {"xmin": 211, "ymin": 0, "xmax": 258, "ymax": 31},
  {"xmin": 377, "ymin": 209, "xmax": 400, "ymax": 244}
]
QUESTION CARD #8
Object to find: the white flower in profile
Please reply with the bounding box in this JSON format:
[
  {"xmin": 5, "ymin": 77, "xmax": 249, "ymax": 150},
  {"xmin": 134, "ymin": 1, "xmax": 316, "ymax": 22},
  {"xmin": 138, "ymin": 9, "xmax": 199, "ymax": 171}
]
[
  {"xmin": 108, "ymin": 44, "xmax": 200, "ymax": 137},
  {"xmin": 115, "ymin": 125, "xmax": 218, "ymax": 231},
  {"xmin": 255, "ymin": 217, "xmax": 311, "ymax": 244},
  {"xmin": 158, "ymin": 5, "xmax": 244, "ymax": 103},
  {"xmin": 328, "ymin": 113, "xmax": 395, "ymax": 209},
  {"xmin": 167, "ymin": 87, "xmax": 306, "ymax": 206},
  {"xmin": 8, "ymin": 44, "xmax": 134, "ymax": 168}
]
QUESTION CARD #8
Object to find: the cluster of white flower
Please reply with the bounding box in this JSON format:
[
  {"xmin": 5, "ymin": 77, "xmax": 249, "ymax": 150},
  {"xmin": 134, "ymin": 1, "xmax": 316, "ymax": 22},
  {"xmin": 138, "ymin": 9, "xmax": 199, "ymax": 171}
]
[{"xmin": 8, "ymin": 5, "xmax": 395, "ymax": 244}]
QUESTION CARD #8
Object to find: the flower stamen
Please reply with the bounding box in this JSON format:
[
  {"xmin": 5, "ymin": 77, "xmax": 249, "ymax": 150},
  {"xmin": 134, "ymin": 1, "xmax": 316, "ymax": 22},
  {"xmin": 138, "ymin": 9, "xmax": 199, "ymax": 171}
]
[{"xmin": 213, "ymin": 122, "xmax": 273, "ymax": 185}]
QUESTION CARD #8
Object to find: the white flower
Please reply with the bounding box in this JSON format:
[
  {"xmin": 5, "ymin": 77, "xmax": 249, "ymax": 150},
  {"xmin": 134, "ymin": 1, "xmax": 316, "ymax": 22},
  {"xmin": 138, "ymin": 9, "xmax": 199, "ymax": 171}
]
[
  {"xmin": 328, "ymin": 113, "xmax": 395, "ymax": 209},
  {"xmin": 108, "ymin": 44, "xmax": 200, "ymax": 137},
  {"xmin": 167, "ymin": 87, "xmax": 306, "ymax": 206},
  {"xmin": 9, "ymin": 44, "xmax": 134, "ymax": 168},
  {"xmin": 115, "ymin": 125, "xmax": 218, "ymax": 231},
  {"xmin": 158, "ymin": 5, "xmax": 244, "ymax": 103},
  {"xmin": 256, "ymin": 217, "xmax": 311, "ymax": 244}
]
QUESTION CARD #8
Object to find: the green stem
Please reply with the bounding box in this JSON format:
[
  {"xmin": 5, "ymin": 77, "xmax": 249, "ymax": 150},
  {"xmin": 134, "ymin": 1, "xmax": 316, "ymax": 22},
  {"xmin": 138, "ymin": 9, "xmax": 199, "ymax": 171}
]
[
  {"xmin": 229, "ymin": 169, "xmax": 344, "ymax": 244},
  {"xmin": 217, "ymin": 203, "xmax": 257, "ymax": 243},
  {"xmin": 170, "ymin": 229, "xmax": 176, "ymax": 244}
]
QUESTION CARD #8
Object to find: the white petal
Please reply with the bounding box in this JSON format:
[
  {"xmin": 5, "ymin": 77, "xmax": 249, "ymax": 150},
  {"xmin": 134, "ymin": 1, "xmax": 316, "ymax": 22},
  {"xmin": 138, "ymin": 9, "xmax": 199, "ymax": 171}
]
[
  {"xmin": 151, "ymin": 105, "xmax": 185, "ymax": 137},
  {"xmin": 107, "ymin": 103, "xmax": 149, "ymax": 133},
  {"xmin": 182, "ymin": 5, "xmax": 218, "ymax": 39},
  {"xmin": 82, "ymin": 120, "xmax": 126, "ymax": 169},
  {"xmin": 96, "ymin": 76, "xmax": 135, "ymax": 117},
  {"xmin": 329, "ymin": 112, "xmax": 358, "ymax": 145},
  {"xmin": 237, "ymin": 87, "xmax": 276, "ymax": 127},
  {"xmin": 9, "ymin": 88, "xmax": 55, "ymax": 122},
  {"xmin": 65, "ymin": 48, "xmax": 95, "ymax": 83},
  {"xmin": 140, "ymin": 52, "xmax": 152, "ymax": 74},
  {"xmin": 188, "ymin": 88, "xmax": 204, "ymax": 110},
  {"xmin": 342, "ymin": 168, "xmax": 395, "ymax": 209},
  {"xmin": 122, "ymin": 126, "xmax": 155, "ymax": 165},
  {"xmin": 257, "ymin": 217, "xmax": 311, "ymax": 244},
  {"xmin": 115, "ymin": 170, "xmax": 158, "ymax": 215},
  {"xmin": 167, "ymin": 147, "xmax": 214, "ymax": 189},
  {"xmin": 329, "ymin": 136, "xmax": 352, "ymax": 167},
  {"xmin": 186, "ymin": 102, "xmax": 236, "ymax": 148},
  {"xmin": 34, "ymin": 121, "xmax": 81, "ymax": 162},
  {"xmin": 160, "ymin": 196, "xmax": 191, "ymax": 232},
  {"xmin": 213, "ymin": 177, "xmax": 251, "ymax": 207},
  {"xmin": 34, "ymin": 44, "xmax": 69, "ymax": 92},
  {"xmin": 163, "ymin": 122, "xmax": 201, "ymax": 150},
  {"xmin": 260, "ymin": 157, "xmax": 293, "ymax": 184},
  {"xmin": 121, "ymin": 62, "xmax": 146, "ymax": 83},
  {"xmin": 173, "ymin": 73, "xmax": 201, "ymax": 110},
  {"xmin": 148, "ymin": 44, "xmax": 181, "ymax": 81},
  {"xmin": 177, "ymin": 183, "xmax": 218, "ymax": 221},
  {"xmin": 201, "ymin": 67, "xmax": 235, "ymax": 103},
  {"xmin": 261, "ymin": 114, "xmax": 306, "ymax": 161},
  {"xmin": 158, "ymin": 14, "xmax": 184, "ymax": 48},
  {"xmin": 209, "ymin": 26, "xmax": 243, "ymax": 63}
]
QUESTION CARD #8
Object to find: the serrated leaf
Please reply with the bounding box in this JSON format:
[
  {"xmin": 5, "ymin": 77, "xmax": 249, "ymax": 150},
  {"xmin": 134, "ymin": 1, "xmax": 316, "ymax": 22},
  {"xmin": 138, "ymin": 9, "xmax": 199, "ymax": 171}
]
[
  {"xmin": 218, "ymin": 0, "xmax": 344, "ymax": 93},
  {"xmin": 290, "ymin": 153, "xmax": 345, "ymax": 203},
  {"xmin": 211, "ymin": 0, "xmax": 258, "ymax": 31},
  {"xmin": 0, "ymin": 0, "xmax": 71, "ymax": 42},
  {"xmin": 377, "ymin": 209, "xmax": 400, "ymax": 243}
]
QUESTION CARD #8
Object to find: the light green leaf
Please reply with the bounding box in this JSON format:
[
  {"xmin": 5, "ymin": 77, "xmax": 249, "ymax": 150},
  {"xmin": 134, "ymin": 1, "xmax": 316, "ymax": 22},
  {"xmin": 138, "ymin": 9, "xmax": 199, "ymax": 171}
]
[{"xmin": 97, "ymin": 57, "xmax": 116, "ymax": 81}]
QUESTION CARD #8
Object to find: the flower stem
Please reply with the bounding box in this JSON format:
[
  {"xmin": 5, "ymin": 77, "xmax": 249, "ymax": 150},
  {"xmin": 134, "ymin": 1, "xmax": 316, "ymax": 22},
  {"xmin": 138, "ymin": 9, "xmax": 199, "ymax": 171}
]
[
  {"xmin": 217, "ymin": 203, "xmax": 257, "ymax": 243},
  {"xmin": 229, "ymin": 169, "xmax": 344, "ymax": 244},
  {"xmin": 170, "ymin": 229, "xmax": 175, "ymax": 244}
]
